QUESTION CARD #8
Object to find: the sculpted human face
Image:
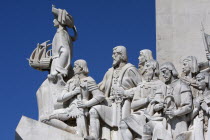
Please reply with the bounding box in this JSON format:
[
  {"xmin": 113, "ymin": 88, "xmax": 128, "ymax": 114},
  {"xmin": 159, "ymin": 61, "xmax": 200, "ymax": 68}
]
[
  {"xmin": 196, "ymin": 74, "xmax": 206, "ymax": 90},
  {"xmin": 53, "ymin": 19, "xmax": 59, "ymax": 27},
  {"xmin": 161, "ymin": 68, "xmax": 172, "ymax": 82},
  {"xmin": 112, "ymin": 49, "xmax": 122, "ymax": 67},
  {"xmin": 182, "ymin": 60, "xmax": 191, "ymax": 75},
  {"xmin": 143, "ymin": 62, "xmax": 155, "ymax": 81},
  {"xmin": 73, "ymin": 63, "xmax": 82, "ymax": 75},
  {"xmin": 138, "ymin": 52, "xmax": 146, "ymax": 66}
]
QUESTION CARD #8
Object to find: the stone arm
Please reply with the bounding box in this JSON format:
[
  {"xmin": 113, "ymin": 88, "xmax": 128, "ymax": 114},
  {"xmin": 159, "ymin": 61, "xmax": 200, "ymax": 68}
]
[
  {"xmin": 189, "ymin": 97, "xmax": 203, "ymax": 119},
  {"xmin": 84, "ymin": 77, "xmax": 105, "ymax": 108},
  {"xmin": 131, "ymin": 98, "xmax": 148, "ymax": 110},
  {"xmin": 189, "ymin": 107, "xmax": 199, "ymax": 120},
  {"xmin": 201, "ymin": 102, "xmax": 210, "ymax": 115},
  {"xmin": 57, "ymin": 83, "xmax": 80, "ymax": 102},
  {"xmin": 174, "ymin": 91, "xmax": 193, "ymax": 117},
  {"xmin": 85, "ymin": 89, "xmax": 105, "ymax": 108},
  {"xmin": 131, "ymin": 87, "xmax": 149, "ymax": 110},
  {"xmin": 124, "ymin": 68, "xmax": 142, "ymax": 99}
]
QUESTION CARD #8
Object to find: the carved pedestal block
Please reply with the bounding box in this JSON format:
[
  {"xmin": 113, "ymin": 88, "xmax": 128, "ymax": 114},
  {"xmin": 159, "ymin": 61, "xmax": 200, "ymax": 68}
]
[{"xmin": 15, "ymin": 116, "xmax": 83, "ymax": 140}]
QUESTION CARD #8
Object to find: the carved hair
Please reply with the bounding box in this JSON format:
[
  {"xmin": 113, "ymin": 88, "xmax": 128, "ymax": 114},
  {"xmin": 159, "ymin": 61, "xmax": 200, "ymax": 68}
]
[
  {"xmin": 74, "ymin": 59, "xmax": 89, "ymax": 75},
  {"xmin": 140, "ymin": 49, "xmax": 153, "ymax": 61},
  {"xmin": 146, "ymin": 59, "xmax": 160, "ymax": 77},
  {"xmin": 183, "ymin": 56, "xmax": 199, "ymax": 74},
  {"xmin": 113, "ymin": 46, "xmax": 128, "ymax": 62},
  {"xmin": 160, "ymin": 62, "xmax": 178, "ymax": 77}
]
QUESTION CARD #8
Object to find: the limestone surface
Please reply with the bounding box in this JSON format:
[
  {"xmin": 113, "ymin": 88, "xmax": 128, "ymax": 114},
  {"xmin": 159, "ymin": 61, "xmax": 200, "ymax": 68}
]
[
  {"xmin": 156, "ymin": 0, "xmax": 210, "ymax": 72},
  {"xmin": 15, "ymin": 116, "xmax": 83, "ymax": 140}
]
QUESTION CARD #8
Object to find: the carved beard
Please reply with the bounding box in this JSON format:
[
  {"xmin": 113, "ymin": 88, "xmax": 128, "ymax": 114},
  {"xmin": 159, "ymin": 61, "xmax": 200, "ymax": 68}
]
[
  {"xmin": 143, "ymin": 69, "xmax": 154, "ymax": 82},
  {"xmin": 112, "ymin": 59, "xmax": 121, "ymax": 67}
]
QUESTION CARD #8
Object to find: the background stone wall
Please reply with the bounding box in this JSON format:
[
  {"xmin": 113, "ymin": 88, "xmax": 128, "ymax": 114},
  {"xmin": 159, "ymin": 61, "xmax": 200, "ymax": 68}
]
[{"xmin": 156, "ymin": 0, "xmax": 210, "ymax": 72}]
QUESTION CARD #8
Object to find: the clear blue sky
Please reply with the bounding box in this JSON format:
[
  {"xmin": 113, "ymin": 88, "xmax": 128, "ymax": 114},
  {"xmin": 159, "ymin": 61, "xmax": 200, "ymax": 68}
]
[{"xmin": 0, "ymin": 0, "xmax": 155, "ymax": 139}]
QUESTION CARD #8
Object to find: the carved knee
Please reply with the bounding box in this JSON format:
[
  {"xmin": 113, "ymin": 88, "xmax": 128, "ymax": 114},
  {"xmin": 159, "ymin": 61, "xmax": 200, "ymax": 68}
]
[
  {"xmin": 89, "ymin": 108, "xmax": 99, "ymax": 119},
  {"xmin": 119, "ymin": 121, "xmax": 128, "ymax": 130}
]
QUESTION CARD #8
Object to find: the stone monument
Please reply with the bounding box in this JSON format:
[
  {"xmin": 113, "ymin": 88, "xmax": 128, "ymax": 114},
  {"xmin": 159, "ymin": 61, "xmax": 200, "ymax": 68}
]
[{"xmin": 16, "ymin": 3, "xmax": 210, "ymax": 140}]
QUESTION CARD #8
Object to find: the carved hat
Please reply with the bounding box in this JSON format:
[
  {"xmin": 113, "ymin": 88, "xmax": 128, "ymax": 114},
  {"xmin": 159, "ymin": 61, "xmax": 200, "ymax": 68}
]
[
  {"xmin": 160, "ymin": 62, "xmax": 178, "ymax": 77},
  {"xmin": 183, "ymin": 56, "xmax": 199, "ymax": 74},
  {"xmin": 52, "ymin": 5, "xmax": 74, "ymax": 28}
]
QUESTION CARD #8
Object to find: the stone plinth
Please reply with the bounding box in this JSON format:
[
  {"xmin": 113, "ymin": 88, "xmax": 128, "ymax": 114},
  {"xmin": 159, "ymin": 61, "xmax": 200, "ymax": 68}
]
[
  {"xmin": 156, "ymin": 0, "xmax": 210, "ymax": 72},
  {"xmin": 15, "ymin": 116, "xmax": 83, "ymax": 140}
]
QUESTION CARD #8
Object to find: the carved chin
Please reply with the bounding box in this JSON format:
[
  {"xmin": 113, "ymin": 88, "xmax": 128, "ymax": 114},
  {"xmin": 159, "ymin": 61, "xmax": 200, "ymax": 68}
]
[
  {"xmin": 112, "ymin": 60, "xmax": 119, "ymax": 67},
  {"xmin": 164, "ymin": 77, "xmax": 170, "ymax": 82}
]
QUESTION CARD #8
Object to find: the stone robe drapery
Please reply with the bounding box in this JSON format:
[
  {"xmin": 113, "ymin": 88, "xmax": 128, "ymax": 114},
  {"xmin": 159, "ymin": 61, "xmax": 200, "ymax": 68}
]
[
  {"xmin": 50, "ymin": 76, "xmax": 103, "ymax": 137},
  {"xmin": 95, "ymin": 63, "xmax": 142, "ymax": 127},
  {"xmin": 50, "ymin": 28, "xmax": 72, "ymax": 76},
  {"xmin": 166, "ymin": 79, "xmax": 193, "ymax": 139},
  {"xmin": 122, "ymin": 79, "xmax": 167, "ymax": 137},
  {"xmin": 56, "ymin": 76, "xmax": 100, "ymax": 118}
]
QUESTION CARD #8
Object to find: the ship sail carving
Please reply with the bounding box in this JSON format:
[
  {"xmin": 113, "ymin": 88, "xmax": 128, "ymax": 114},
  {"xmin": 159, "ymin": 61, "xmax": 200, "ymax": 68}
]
[{"xmin": 28, "ymin": 40, "xmax": 52, "ymax": 71}]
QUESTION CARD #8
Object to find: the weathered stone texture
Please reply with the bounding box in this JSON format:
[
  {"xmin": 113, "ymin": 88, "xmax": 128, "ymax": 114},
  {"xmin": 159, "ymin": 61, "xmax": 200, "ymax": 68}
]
[
  {"xmin": 156, "ymin": 0, "xmax": 210, "ymax": 72},
  {"xmin": 15, "ymin": 116, "xmax": 83, "ymax": 140}
]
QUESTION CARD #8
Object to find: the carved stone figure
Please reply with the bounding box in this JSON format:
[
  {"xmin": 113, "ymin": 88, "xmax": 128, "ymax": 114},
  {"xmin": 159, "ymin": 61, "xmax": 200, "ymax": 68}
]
[
  {"xmin": 29, "ymin": 5, "xmax": 77, "ymax": 79},
  {"xmin": 160, "ymin": 62, "xmax": 193, "ymax": 140},
  {"xmin": 181, "ymin": 56, "xmax": 199, "ymax": 86},
  {"xmin": 86, "ymin": 46, "xmax": 142, "ymax": 140},
  {"xmin": 180, "ymin": 56, "xmax": 204, "ymax": 140},
  {"xmin": 41, "ymin": 59, "xmax": 105, "ymax": 137},
  {"xmin": 119, "ymin": 60, "xmax": 171, "ymax": 140},
  {"xmin": 15, "ymin": 3, "xmax": 210, "ymax": 140},
  {"xmin": 196, "ymin": 72, "xmax": 210, "ymax": 139},
  {"xmin": 48, "ymin": 5, "xmax": 78, "ymax": 80},
  {"xmin": 138, "ymin": 49, "xmax": 154, "ymax": 76},
  {"xmin": 28, "ymin": 6, "xmax": 78, "ymax": 120}
]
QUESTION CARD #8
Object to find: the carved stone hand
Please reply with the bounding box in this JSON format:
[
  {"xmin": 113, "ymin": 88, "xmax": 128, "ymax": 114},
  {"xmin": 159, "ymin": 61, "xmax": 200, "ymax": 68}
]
[{"xmin": 77, "ymin": 100, "xmax": 87, "ymax": 108}]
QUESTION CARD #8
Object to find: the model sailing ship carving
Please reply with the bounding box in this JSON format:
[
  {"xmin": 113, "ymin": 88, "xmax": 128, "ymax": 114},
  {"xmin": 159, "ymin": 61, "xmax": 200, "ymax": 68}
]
[{"xmin": 29, "ymin": 40, "xmax": 52, "ymax": 71}]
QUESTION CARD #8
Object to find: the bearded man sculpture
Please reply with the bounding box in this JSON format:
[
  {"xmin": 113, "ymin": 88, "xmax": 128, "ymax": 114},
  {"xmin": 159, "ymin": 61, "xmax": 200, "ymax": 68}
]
[
  {"xmin": 86, "ymin": 46, "xmax": 142, "ymax": 140},
  {"xmin": 119, "ymin": 60, "xmax": 171, "ymax": 140},
  {"xmin": 138, "ymin": 49, "xmax": 153, "ymax": 76}
]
